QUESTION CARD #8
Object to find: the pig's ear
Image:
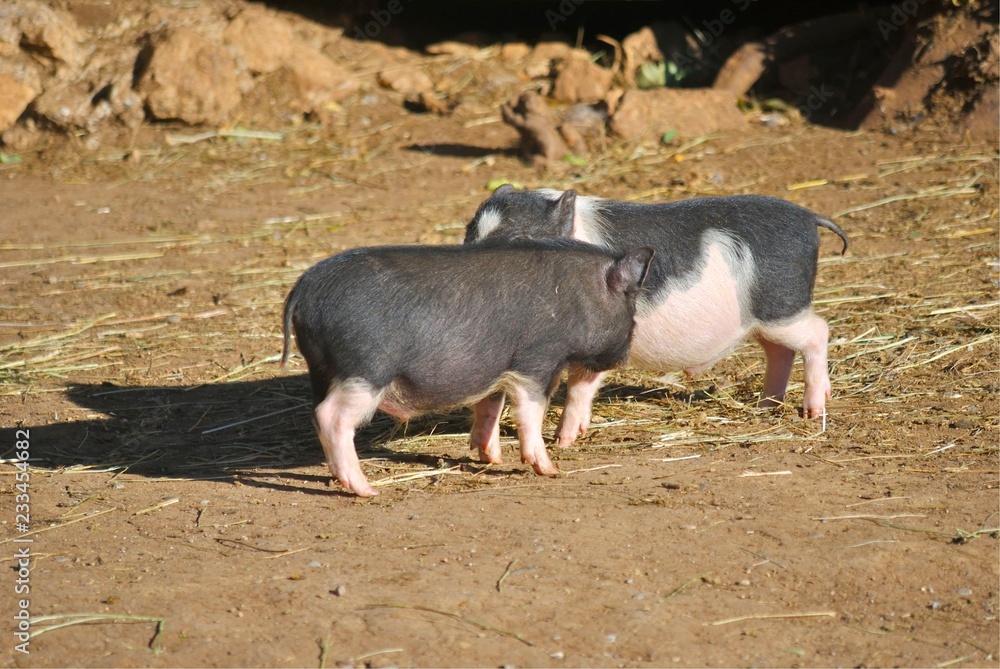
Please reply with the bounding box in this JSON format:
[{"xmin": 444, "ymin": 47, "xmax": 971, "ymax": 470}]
[
  {"xmin": 553, "ymin": 190, "xmax": 577, "ymax": 237},
  {"xmin": 493, "ymin": 183, "xmax": 515, "ymax": 197},
  {"xmin": 606, "ymin": 247, "xmax": 655, "ymax": 295}
]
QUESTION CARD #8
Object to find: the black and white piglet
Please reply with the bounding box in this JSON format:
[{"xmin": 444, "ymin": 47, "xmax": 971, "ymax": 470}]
[
  {"xmin": 282, "ymin": 239, "xmax": 653, "ymax": 497},
  {"xmin": 465, "ymin": 186, "xmax": 848, "ymax": 446}
]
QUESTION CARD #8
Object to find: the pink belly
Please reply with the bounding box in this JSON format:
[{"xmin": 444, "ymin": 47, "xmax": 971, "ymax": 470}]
[{"xmin": 628, "ymin": 244, "xmax": 751, "ymax": 372}]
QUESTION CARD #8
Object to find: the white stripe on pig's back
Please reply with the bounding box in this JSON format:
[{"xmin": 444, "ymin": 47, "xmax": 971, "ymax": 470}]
[{"xmin": 627, "ymin": 233, "xmax": 754, "ymax": 374}]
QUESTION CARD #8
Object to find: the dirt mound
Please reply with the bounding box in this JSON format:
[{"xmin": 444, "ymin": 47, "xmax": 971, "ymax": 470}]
[
  {"xmin": 1, "ymin": 0, "xmax": 995, "ymax": 158},
  {"xmin": 853, "ymin": 2, "xmax": 999, "ymax": 141}
]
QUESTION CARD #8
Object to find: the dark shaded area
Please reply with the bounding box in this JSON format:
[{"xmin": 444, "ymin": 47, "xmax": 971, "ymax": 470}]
[
  {"xmin": 267, "ymin": 0, "xmax": 898, "ymax": 47},
  {"xmin": 9, "ymin": 377, "xmax": 476, "ymax": 484},
  {"xmin": 261, "ymin": 0, "xmax": 912, "ymax": 127},
  {"xmin": 5, "ymin": 374, "xmax": 715, "ymax": 487},
  {"xmin": 406, "ymin": 143, "xmax": 520, "ymax": 158}
]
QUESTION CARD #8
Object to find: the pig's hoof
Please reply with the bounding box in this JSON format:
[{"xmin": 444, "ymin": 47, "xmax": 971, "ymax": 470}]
[
  {"xmin": 802, "ymin": 405, "xmax": 827, "ymax": 420},
  {"xmin": 337, "ymin": 476, "xmax": 379, "ymax": 498},
  {"xmin": 478, "ymin": 451, "xmax": 503, "ymax": 465},
  {"xmin": 555, "ymin": 419, "xmax": 589, "ymax": 448},
  {"xmin": 802, "ymin": 390, "xmax": 831, "ymax": 419},
  {"xmin": 522, "ymin": 455, "xmax": 560, "ymax": 477},
  {"xmin": 472, "ymin": 440, "xmax": 503, "ymax": 465},
  {"xmin": 533, "ymin": 461, "xmax": 560, "ymax": 477},
  {"xmin": 757, "ymin": 396, "xmax": 783, "ymax": 409}
]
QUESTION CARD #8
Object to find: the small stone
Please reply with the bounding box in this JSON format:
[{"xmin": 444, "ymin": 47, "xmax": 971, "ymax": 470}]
[
  {"xmin": 500, "ymin": 43, "xmax": 531, "ymax": 62},
  {"xmin": 378, "ymin": 66, "xmax": 433, "ymax": 97},
  {"xmin": 330, "ymin": 584, "xmax": 346, "ymax": 597},
  {"xmin": 0, "ymin": 74, "xmax": 37, "ymax": 133},
  {"xmin": 957, "ymin": 587, "xmax": 973, "ymax": 597},
  {"xmin": 551, "ymin": 58, "xmax": 613, "ymax": 104},
  {"xmin": 165, "ymin": 314, "xmax": 182, "ymax": 324},
  {"xmin": 308, "ymin": 560, "xmax": 322, "ymax": 568},
  {"xmin": 550, "ymin": 651, "xmax": 565, "ymax": 660},
  {"xmin": 281, "ymin": 46, "xmax": 359, "ymax": 113}
]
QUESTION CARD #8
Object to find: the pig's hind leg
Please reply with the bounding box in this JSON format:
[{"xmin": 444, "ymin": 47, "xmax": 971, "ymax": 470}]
[
  {"xmin": 313, "ymin": 380, "xmax": 383, "ymax": 497},
  {"xmin": 755, "ymin": 338, "xmax": 795, "ymax": 409},
  {"xmin": 508, "ymin": 384, "xmax": 560, "ymax": 477},
  {"xmin": 755, "ymin": 312, "xmax": 831, "ymax": 419},
  {"xmin": 470, "ymin": 392, "xmax": 505, "ymax": 464},
  {"xmin": 555, "ymin": 365, "xmax": 606, "ymax": 448}
]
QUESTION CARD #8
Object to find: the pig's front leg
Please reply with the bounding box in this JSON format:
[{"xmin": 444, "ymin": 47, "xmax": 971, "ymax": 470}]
[
  {"xmin": 556, "ymin": 365, "xmax": 606, "ymax": 447},
  {"xmin": 469, "ymin": 392, "xmax": 504, "ymax": 464},
  {"xmin": 313, "ymin": 384, "xmax": 382, "ymax": 497},
  {"xmin": 508, "ymin": 385, "xmax": 559, "ymax": 476}
]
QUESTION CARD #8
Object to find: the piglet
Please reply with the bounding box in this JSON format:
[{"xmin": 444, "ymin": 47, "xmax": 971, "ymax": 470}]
[
  {"xmin": 282, "ymin": 239, "xmax": 653, "ymax": 496},
  {"xmin": 465, "ymin": 187, "xmax": 848, "ymax": 446}
]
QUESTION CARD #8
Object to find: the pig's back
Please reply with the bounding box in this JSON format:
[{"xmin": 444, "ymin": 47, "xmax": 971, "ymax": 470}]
[
  {"xmin": 289, "ymin": 243, "xmax": 611, "ymax": 397},
  {"xmin": 599, "ymin": 195, "xmax": 823, "ymax": 322}
]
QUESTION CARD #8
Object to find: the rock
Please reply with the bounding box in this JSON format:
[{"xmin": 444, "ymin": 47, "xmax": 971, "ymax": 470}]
[
  {"xmin": 224, "ymin": 10, "xmax": 294, "ymax": 75},
  {"xmin": 378, "ymin": 65, "xmax": 433, "ymax": 96},
  {"xmin": 0, "ymin": 74, "xmax": 37, "ymax": 133},
  {"xmin": 137, "ymin": 29, "xmax": 244, "ymax": 125},
  {"xmin": 524, "ymin": 41, "xmax": 573, "ymax": 78},
  {"xmin": 406, "ymin": 90, "xmax": 455, "ymax": 115},
  {"xmin": 425, "ymin": 41, "xmax": 481, "ymax": 57},
  {"xmin": 608, "ymin": 88, "xmax": 746, "ymax": 140},
  {"xmin": 107, "ymin": 77, "xmax": 144, "ymax": 128},
  {"xmin": 551, "ymin": 59, "xmax": 613, "ymax": 104},
  {"xmin": 1, "ymin": 121, "xmax": 39, "ymax": 151},
  {"xmin": 283, "ymin": 45, "xmax": 359, "ymax": 113},
  {"xmin": 33, "ymin": 81, "xmax": 111, "ymax": 131},
  {"xmin": 501, "ymin": 90, "xmax": 569, "ymax": 164},
  {"xmin": 0, "ymin": 1, "xmax": 89, "ymax": 71},
  {"xmin": 500, "ymin": 43, "xmax": 531, "ymax": 62}
]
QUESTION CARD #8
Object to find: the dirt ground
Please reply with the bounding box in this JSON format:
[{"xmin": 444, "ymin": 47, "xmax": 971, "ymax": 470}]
[{"xmin": 2, "ymin": 9, "xmax": 999, "ymax": 668}]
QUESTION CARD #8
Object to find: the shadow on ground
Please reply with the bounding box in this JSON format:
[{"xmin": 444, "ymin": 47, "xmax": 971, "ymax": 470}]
[
  {"xmin": 20, "ymin": 376, "xmax": 472, "ymax": 485},
  {"xmin": 13, "ymin": 375, "xmax": 706, "ymax": 491}
]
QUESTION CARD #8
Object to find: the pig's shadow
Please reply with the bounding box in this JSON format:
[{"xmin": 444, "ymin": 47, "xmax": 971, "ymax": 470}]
[
  {"xmin": 24, "ymin": 376, "xmax": 513, "ymax": 495},
  {"xmin": 21, "ymin": 376, "xmax": 689, "ymax": 495},
  {"xmin": 406, "ymin": 143, "xmax": 520, "ymax": 159}
]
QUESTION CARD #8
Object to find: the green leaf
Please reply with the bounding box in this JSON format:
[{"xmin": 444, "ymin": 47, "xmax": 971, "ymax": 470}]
[
  {"xmin": 562, "ymin": 154, "xmax": 587, "ymax": 167},
  {"xmin": 636, "ymin": 61, "xmax": 666, "ymax": 90},
  {"xmin": 486, "ymin": 178, "xmax": 523, "ymax": 191},
  {"xmin": 0, "ymin": 152, "xmax": 24, "ymax": 165}
]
